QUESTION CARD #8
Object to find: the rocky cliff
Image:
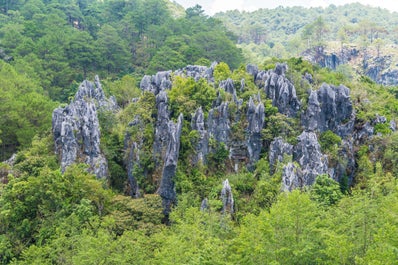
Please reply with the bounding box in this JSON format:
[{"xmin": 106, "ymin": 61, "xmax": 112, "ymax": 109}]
[
  {"xmin": 52, "ymin": 62, "xmax": 395, "ymax": 218},
  {"xmin": 303, "ymin": 46, "xmax": 398, "ymax": 86},
  {"xmin": 52, "ymin": 76, "xmax": 116, "ymax": 179}
]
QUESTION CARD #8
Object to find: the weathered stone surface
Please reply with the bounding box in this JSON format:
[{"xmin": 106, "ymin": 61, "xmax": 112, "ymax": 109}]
[
  {"xmin": 174, "ymin": 62, "xmax": 217, "ymax": 82},
  {"xmin": 159, "ymin": 114, "xmax": 183, "ymax": 216},
  {"xmin": 140, "ymin": 71, "xmax": 172, "ymax": 95},
  {"xmin": 154, "ymin": 91, "xmax": 171, "ymax": 164},
  {"xmin": 52, "ymin": 76, "xmax": 115, "ymax": 179},
  {"xmin": 221, "ymin": 179, "xmax": 234, "ymax": 214},
  {"xmin": 246, "ymin": 64, "xmax": 259, "ymax": 80},
  {"xmin": 219, "ymin": 78, "xmax": 236, "ymax": 95},
  {"xmin": 269, "ymin": 137, "xmax": 293, "ymax": 174},
  {"xmin": 304, "ymin": 73, "xmax": 313, "ymax": 84},
  {"xmin": 303, "ymin": 46, "xmax": 359, "ymax": 70},
  {"xmin": 263, "ymin": 63, "xmax": 301, "ymax": 117},
  {"xmin": 246, "ymin": 97, "xmax": 265, "ymax": 166},
  {"xmin": 207, "ymin": 102, "xmax": 230, "ymax": 144},
  {"xmin": 191, "ymin": 107, "xmax": 209, "ymax": 164},
  {"xmin": 293, "ymin": 131, "xmax": 328, "ymax": 187},
  {"xmin": 282, "ymin": 162, "xmax": 302, "ymax": 191},
  {"xmin": 302, "ymin": 83, "xmax": 354, "ymax": 138}
]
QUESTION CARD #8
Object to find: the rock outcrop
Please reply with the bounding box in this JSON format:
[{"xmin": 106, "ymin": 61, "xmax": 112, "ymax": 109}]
[
  {"xmin": 221, "ymin": 179, "xmax": 234, "ymax": 214},
  {"xmin": 140, "ymin": 71, "xmax": 172, "ymax": 95},
  {"xmin": 282, "ymin": 162, "xmax": 302, "ymax": 191},
  {"xmin": 302, "ymin": 83, "xmax": 354, "ymax": 137},
  {"xmin": 207, "ymin": 102, "xmax": 230, "ymax": 144},
  {"xmin": 269, "ymin": 131, "xmax": 328, "ymax": 191},
  {"xmin": 246, "ymin": 97, "xmax": 265, "ymax": 166},
  {"xmin": 52, "ymin": 76, "xmax": 116, "ymax": 178},
  {"xmin": 154, "ymin": 91, "xmax": 171, "ymax": 165},
  {"xmin": 159, "ymin": 114, "xmax": 183, "ymax": 216},
  {"xmin": 292, "ymin": 131, "xmax": 328, "ymax": 187},
  {"xmin": 175, "ymin": 62, "xmax": 217, "ymax": 82},
  {"xmin": 269, "ymin": 137, "xmax": 293, "ymax": 174},
  {"xmin": 191, "ymin": 107, "xmax": 209, "ymax": 164},
  {"xmin": 259, "ymin": 63, "xmax": 301, "ymax": 117}
]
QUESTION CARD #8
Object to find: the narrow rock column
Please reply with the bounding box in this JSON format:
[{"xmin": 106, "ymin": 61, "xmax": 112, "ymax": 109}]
[
  {"xmin": 159, "ymin": 114, "xmax": 183, "ymax": 218},
  {"xmin": 221, "ymin": 179, "xmax": 234, "ymax": 214}
]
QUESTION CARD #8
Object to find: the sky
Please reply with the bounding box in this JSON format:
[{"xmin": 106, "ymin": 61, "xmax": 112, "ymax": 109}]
[{"xmin": 173, "ymin": 0, "xmax": 398, "ymax": 15}]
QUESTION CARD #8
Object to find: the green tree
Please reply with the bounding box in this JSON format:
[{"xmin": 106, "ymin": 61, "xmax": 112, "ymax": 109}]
[
  {"xmin": 310, "ymin": 174, "xmax": 343, "ymax": 206},
  {"xmin": 96, "ymin": 24, "xmax": 130, "ymax": 74}
]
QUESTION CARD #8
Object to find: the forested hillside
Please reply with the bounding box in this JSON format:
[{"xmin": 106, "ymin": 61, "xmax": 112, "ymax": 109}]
[
  {"xmin": 215, "ymin": 4, "xmax": 398, "ymax": 85},
  {"xmin": 0, "ymin": 0, "xmax": 242, "ymax": 158},
  {"xmin": 1, "ymin": 1, "xmax": 398, "ymax": 264}
]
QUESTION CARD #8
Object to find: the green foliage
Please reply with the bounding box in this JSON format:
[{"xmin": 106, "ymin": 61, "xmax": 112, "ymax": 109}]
[
  {"xmin": 0, "ymin": 61, "xmax": 57, "ymax": 159},
  {"xmin": 106, "ymin": 75, "xmax": 141, "ymax": 108},
  {"xmin": 319, "ymin": 130, "xmax": 342, "ymax": 152},
  {"xmin": 168, "ymin": 76, "xmax": 216, "ymax": 119},
  {"xmin": 310, "ymin": 174, "xmax": 343, "ymax": 206},
  {"xmin": 213, "ymin": 61, "xmax": 231, "ymax": 83},
  {"xmin": 0, "ymin": 163, "xmax": 112, "ymax": 261}
]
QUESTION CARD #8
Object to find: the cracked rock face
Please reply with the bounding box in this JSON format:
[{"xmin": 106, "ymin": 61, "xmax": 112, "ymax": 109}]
[
  {"xmin": 246, "ymin": 97, "xmax": 265, "ymax": 166},
  {"xmin": 269, "ymin": 137, "xmax": 293, "ymax": 174},
  {"xmin": 140, "ymin": 71, "xmax": 172, "ymax": 95},
  {"xmin": 282, "ymin": 162, "xmax": 303, "ymax": 191},
  {"xmin": 292, "ymin": 131, "xmax": 328, "ymax": 187},
  {"xmin": 159, "ymin": 114, "xmax": 183, "ymax": 216},
  {"xmin": 302, "ymin": 83, "xmax": 354, "ymax": 137},
  {"xmin": 52, "ymin": 76, "xmax": 115, "ymax": 178},
  {"xmin": 191, "ymin": 107, "xmax": 209, "ymax": 165},
  {"xmin": 207, "ymin": 102, "xmax": 230, "ymax": 144},
  {"xmin": 154, "ymin": 91, "xmax": 171, "ymax": 166},
  {"xmin": 262, "ymin": 63, "xmax": 301, "ymax": 117}
]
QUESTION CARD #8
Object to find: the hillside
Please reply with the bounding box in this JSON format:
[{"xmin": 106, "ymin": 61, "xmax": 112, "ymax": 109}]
[
  {"xmin": 215, "ymin": 3, "xmax": 398, "ymax": 85},
  {"xmin": 1, "ymin": 1, "xmax": 398, "ymax": 264}
]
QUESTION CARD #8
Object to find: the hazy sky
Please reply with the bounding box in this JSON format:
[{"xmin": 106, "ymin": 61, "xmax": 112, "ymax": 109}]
[{"xmin": 173, "ymin": 0, "xmax": 398, "ymax": 15}]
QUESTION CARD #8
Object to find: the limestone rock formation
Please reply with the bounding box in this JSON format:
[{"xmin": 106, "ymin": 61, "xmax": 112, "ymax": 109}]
[
  {"xmin": 282, "ymin": 162, "xmax": 303, "ymax": 191},
  {"xmin": 292, "ymin": 131, "xmax": 328, "ymax": 187},
  {"xmin": 302, "ymin": 83, "xmax": 354, "ymax": 137},
  {"xmin": 262, "ymin": 63, "xmax": 301, "ymax": 117},
  {"xmin": 191, "ymin": 107, "xmax": 209, "ymax": 164},
  {"xmin": 269, "ymin": 137, "xmax": 293, "ymax": 174},
  {"xmin": 154, "ymin": 91, "xmax": 171, "ymax": 165},
  {"xmin": 207, "ymin": 102, "xmax": 230, "ymax": 144},
  {"xmin": 246, "ymin": 64, "xmax": 259, "ymax": 80},
  {"xmin": 246, "ymin": 97, "xmax": 265, "ymax": 166},
  {"xmin": 221, "ymin": 179, "xmax": 234, "ymax": 214},
  {"xmin": 174, "ymin": 62, "xmax": 217, "ymax": 82},
  {"xmin": 159, "ymin": 114, "xmax": 183, "ymax": 216},
  {"xmin": 140, "ymin": 71, "xmax": 172, "ymax": 95},
  {"xmin": 52, "ymin": 76, "xmax": 116, "ymax": 178}
]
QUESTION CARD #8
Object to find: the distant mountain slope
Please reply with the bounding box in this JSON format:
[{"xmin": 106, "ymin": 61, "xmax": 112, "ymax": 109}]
[{"xmin": 215, "ymin": 3, "xmax": 398, "ymax": 85}]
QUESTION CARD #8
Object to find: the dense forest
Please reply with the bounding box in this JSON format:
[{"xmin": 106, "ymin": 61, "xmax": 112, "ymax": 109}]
[
  {"xmin": 0, "ymin": 0, "xmax": 242, "ymax": 159},
  {"xmin": 1, "ymin": 0, "xmax": 398, "ymax": 264}
]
